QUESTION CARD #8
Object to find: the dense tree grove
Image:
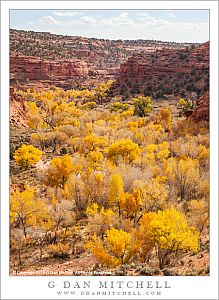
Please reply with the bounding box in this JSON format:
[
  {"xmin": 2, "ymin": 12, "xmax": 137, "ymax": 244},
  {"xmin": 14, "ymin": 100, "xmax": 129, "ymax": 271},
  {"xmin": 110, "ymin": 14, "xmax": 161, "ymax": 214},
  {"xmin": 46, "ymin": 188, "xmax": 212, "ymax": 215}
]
[{"xmin": 10, "ymin": 85, "xmax": 209, "ymax": 275}]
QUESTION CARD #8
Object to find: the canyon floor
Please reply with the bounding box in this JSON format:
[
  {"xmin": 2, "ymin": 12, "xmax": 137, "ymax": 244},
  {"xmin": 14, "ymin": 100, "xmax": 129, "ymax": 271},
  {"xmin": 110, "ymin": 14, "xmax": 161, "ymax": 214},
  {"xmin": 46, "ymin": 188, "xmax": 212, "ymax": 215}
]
[{"xmin": 10, "ymin": 30, "xmax": 209, "ymax": 277}]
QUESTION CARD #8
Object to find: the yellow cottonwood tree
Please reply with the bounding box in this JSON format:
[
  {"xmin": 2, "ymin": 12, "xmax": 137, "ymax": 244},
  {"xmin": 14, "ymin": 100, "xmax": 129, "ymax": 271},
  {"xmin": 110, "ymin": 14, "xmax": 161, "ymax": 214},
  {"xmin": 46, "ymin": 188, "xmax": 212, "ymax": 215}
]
[
  {"xmin": 108, "ymin": 173, "xmax": 124, "ymax": 214},
  {"xmin": 87, "ymin": 151, "xmax": 104, "ymax": 169},
  {"xmin": 149, "ymin": 208, "xmax": 200, "ymax": 268},
  {"xmin": 85, "ymin": 228, "xmax": 139, "ymax": 267},
  {"xmin": 137, "ymin": 178, "xmax": 169, "ymax": 212},
  {"xmin": 80, "ymin": 135, "xmax": 108, "ymax": 154},
  {"xmin": 45, "ymin": 154, "xmax": 74, "ymax": 188},
  {"xmin": 136, "ymin": 212, "xmax": 156, "ymax": 262},
  {"xmin": 85, "ymin": 234, "xmax": 118, "ymax": 267},
  {"xmin": 120, "ymin": 189, "xmax": 142, "ymax": 224},
  {"xmin": 145, "ymin": 142, "xmax": 169, "ymax": 163},
  {"xmin": 10, "ymin": 187, "xmax": 50, "ymax": 237},
  {"xmin": 164, "ymin": 158, "xmax": 200, "ymax": 201},
  {"xmin": 13, "ymin": 144, "xmax": 43, "ymax": 169},
  {"xmin": 133, "ymin": 96, "xmax": 154, "ymax": 117},
  {"xmin": 107, "ymin": 139, "xmax": 140, "ymax": 164},
  {"xmin": 26, "ymin": 102, "xmax": 42, "ymax": 129},
  {"xmin": 156, "ymin": 108, "xmax": 172, "ymax": 132}
]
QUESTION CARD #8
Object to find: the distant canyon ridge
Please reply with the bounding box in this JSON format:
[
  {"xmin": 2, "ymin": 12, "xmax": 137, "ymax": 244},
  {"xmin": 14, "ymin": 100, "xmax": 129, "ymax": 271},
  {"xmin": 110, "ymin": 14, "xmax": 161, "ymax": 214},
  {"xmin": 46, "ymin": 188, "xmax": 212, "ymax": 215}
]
[
  {"xmin": 10, "ymin": 29, "xmax": 209, "ymax": 124},
  {"xmin": 10, "ymin": 29, "xmax": 208, "ymax": 94}
]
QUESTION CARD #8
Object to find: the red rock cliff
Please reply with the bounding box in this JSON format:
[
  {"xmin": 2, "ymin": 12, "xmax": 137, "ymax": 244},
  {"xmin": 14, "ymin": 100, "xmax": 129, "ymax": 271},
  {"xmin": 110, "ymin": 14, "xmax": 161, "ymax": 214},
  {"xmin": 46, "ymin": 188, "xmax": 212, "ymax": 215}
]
[
  {"xmin": 113, "ymin": 42, "xmax": 209, "ymax": 98},
  {"xmin": 10, "ymin": 56, "xmax": 91, "ymax": 85}
]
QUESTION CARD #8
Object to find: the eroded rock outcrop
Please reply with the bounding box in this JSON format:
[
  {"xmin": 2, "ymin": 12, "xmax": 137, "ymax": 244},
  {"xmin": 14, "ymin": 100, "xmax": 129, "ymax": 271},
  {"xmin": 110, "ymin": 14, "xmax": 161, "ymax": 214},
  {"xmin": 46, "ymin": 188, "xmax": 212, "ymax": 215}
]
[
  {"xmin": 191, "ymin": 92, "xmax": 209, "ymax": 122},
  {"xmin": 10, "ymin": 87, "xmax": 27, "ymax": 128},
  {"xmin": 113, "ymin": 42, "xmax": 209, "ymax": 98}
]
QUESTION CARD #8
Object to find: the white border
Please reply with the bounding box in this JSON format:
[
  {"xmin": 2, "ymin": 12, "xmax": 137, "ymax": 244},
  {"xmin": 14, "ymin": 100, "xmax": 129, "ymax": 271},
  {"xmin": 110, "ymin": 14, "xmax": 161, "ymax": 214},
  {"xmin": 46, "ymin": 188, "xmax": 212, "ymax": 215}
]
[{"xmin": 1, "ymin": 1, "xmax": 218, "ymax": 299}]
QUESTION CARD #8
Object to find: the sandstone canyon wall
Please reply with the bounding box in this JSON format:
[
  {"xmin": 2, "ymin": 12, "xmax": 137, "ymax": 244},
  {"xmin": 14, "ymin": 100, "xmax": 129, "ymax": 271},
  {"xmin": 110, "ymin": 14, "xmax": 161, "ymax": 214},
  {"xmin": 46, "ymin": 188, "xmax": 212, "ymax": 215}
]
[
  {"xmin": 10, "ymin": 56, "xmax": 92, "ymax": 88},
  {"xmin": 113, "ymin": 42, "xmax": 209, "ymax": 98}
]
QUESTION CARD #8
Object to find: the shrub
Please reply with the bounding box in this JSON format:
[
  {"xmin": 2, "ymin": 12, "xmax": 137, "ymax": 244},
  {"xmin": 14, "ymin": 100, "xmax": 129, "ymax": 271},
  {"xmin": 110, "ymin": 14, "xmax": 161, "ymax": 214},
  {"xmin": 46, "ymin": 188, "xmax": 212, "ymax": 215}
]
[
  {"xmin": 120, "ymin": 189, "xmax": 142, "ymax": 224},
  {"xmin": 178, "ymin": 98, "xmax": 195, "ymax": 115},
  {"xmin": 81, "ymin": 101, "xmax": 97, "ymax": 110},
  {"xmin": 189, "ymin": 200, "xmax": 209, "ymax": 233},
  {"xmin": 87, "ymin": 151, "xmax": 104, "ymax": 168},
  {"xmin": 81, "ymin": 135, "xmax": 108, "ymax": 153},
  {"xmin": 47, "ymin": 243, "xmax": 70, "ymax": 259},
  {"xmin": 111, "ymin": 102, "xmax": 129, "ymax": 112},
  {"xmin": 86, "ymin": 203, "xmax": 118, "ymax": 237}
]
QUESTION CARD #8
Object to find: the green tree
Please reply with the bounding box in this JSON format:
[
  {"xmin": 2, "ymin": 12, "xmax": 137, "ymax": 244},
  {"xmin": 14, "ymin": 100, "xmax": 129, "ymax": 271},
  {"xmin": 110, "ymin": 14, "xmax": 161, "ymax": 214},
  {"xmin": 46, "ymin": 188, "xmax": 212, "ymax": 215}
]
[
  {"xmin": 133, "ymin": 96, "xmax": 154, "ymax": 117},
  {"xmin": 93, "ymin": 80, "xmax": 114, "ymax": 105}
]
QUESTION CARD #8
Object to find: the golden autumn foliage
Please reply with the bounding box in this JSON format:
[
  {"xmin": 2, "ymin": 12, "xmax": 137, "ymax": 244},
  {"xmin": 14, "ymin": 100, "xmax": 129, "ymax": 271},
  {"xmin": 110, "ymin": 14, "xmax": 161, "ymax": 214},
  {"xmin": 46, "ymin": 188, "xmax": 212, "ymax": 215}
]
[
  {"xmin": 24, "ymin": 89, "xmax": 82, "ymax": 130},
  {"xmin": 25, "ymin": 101, "xmax": 42, "ymax": 129},
  {"xmin": 145, "ymin": 142, "xmax": 170, "ymax": 163},
  {"xmin": 159, "ymin": 108, "xmax": 172, "ymax": 132},
  {"xmin": 148, "ymin": 208, "xmax": 200, "ymax": 268},
  {"xmin": 86, "ymin": 203, "xmax": 118, "ymax": 236},
  {"xmin": 189, "ymin": 199, "xmax": 209, "ymax": 233},
  {"xmin": 87, "ymin": 151, "xmax": 104, "ymax": 169},
  {"xmin": 108, "ymin": 173, "xmax": 124, "ymax": 213},
  {"xmin": 178, "ymin": 98, "xmax": 194, "ymax": 115},
  {"xmin": 47, "ymin": 243, "xmax": 70, "ymax": 258},
  {"xmin": 78, "ymin": 168, "xmax": 105, "ymax": 204},
  {"xmin": 93, "ymin": 80, "xmax": 114, "ymax": 105},
  {"xmin": 164, "ymin": 157, "xmax": 200, "ymax": 200},
  {"xmin": 80, "ymin": 101, "xmax": 97, "ymax": 110},
  {"xmin": 127, "ymin": 121, "xmax": 139, "ymax": 130},
  {"xmin": 85, "ymin": 228, "xmax": 139, "ymax": 267},
  {"xmin": 31, "ymin": 132, "xmax": 49, "ymax": 150},
  {"xmin": 143, "ymin": 122, "xmax": 165, "ymax": 144},
  {"xmin": 111, "ymin": 102, "xmax": 129, "ymax": 112},
  {"xmin": 138, "ymin": 178, "xmax": 169, "ymax": 212},
  {"xmin": 197, "ymin": 144, "xmax": 209, "ymax": 166},
  {"xmin": 80, "ymin": 135, "xmax": 108, "ymax": 153},
  {"xmin": 107, "ymin": 139, "xmax": 140, "ymax": 164},
  {"xmin": 45, "ymin": 154, "xmax": 74, "ymax": 188},
  {"xmin": 120, "ymin": 107, "xmax": 134, "ymax": 118},
  {"xmin": 13, "ymin": 144, "xmax": 43, "ymax": 168},
  {"xmin": 120, "ymin": 189, "xmax": 142, "ymax": 224},
  {"xmin": 10, "ymin": 187, "xmax": 51, "ymax": 237},
  {"xmin": 136, "ymin": 212, "xmax": 156, "ymax": 262},
  {"xmin": 11, "ymin": 84, "xmax": 209, "ymax": 273},
  {"xmin": 85, "ymin": 234, "xmax": 119, "ymax": 267}
]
